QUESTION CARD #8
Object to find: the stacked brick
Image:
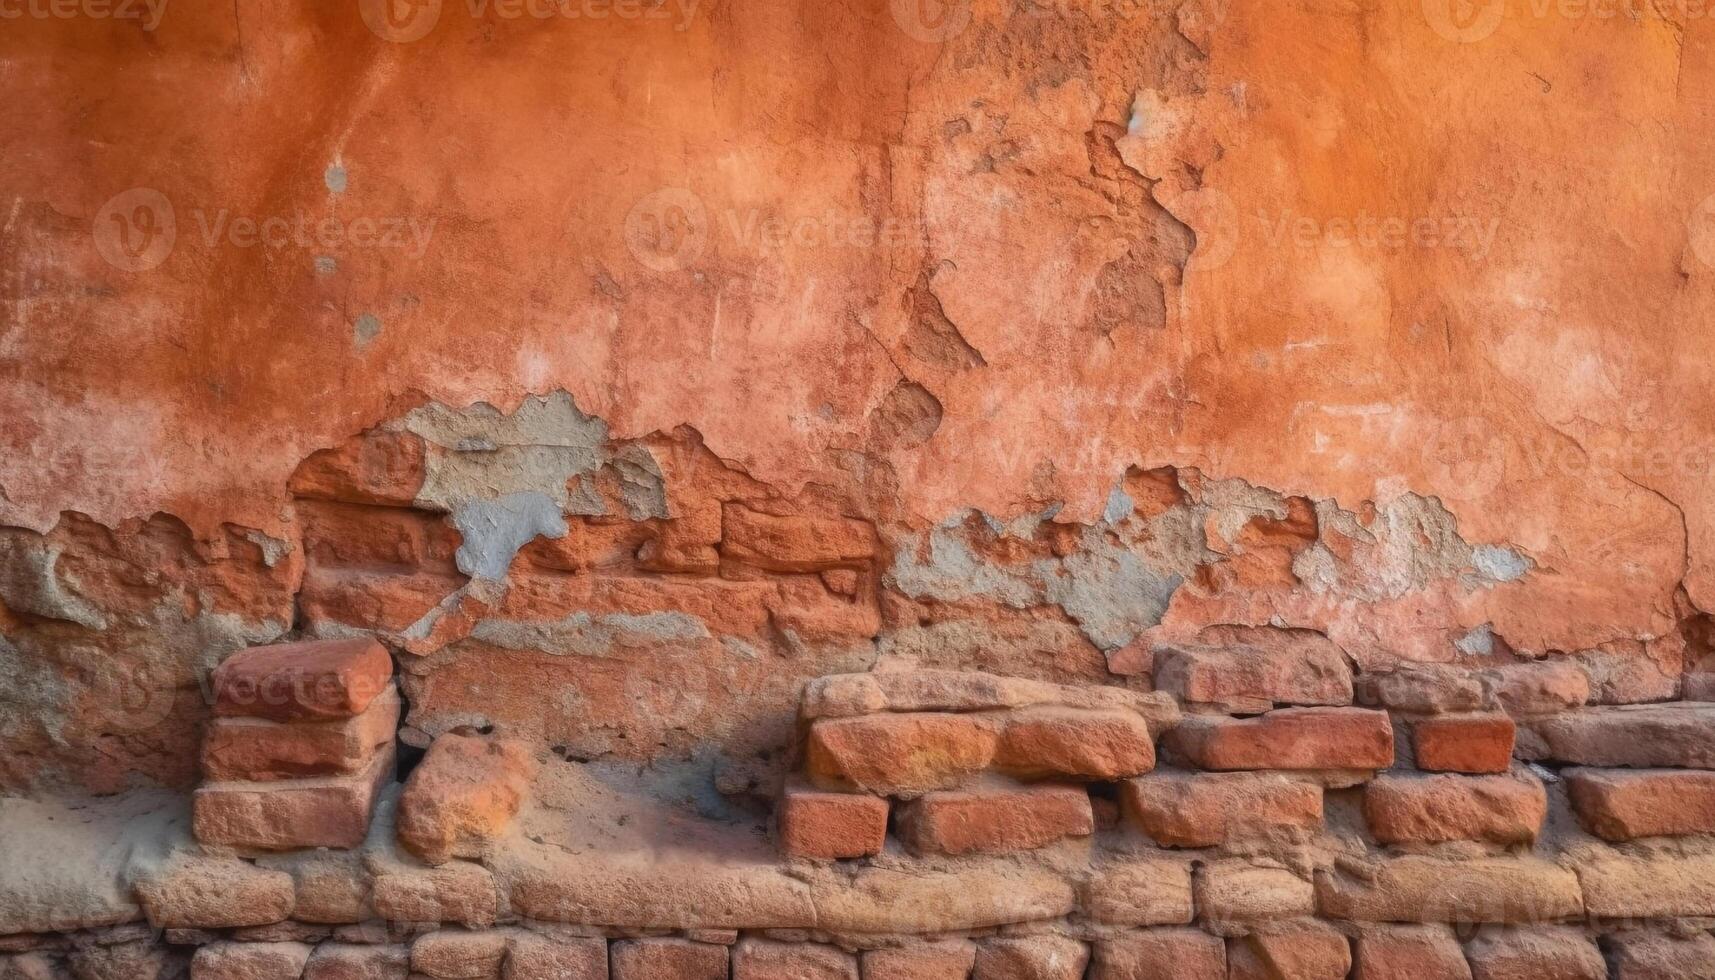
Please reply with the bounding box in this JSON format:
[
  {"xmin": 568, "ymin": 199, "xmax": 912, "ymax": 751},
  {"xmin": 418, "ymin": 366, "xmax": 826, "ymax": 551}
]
[
  {"xmin": 193, "ymin": 638, "xmax": 399, "ymax": 850},
  {"xmin": 782, "ymin": 669, "xmax": 1181, "ymax": 859}
]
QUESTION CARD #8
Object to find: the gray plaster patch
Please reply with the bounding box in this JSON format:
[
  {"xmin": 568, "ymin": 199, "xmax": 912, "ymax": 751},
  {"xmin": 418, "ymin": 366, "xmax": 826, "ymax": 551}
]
[
  {"xmin": 314, "ymin": 255, "xmax": 337, "ymax": 275},
  {"xmin": 449, "ymin": 491, "xmax": 567, "ymax": 580},
  {"xmin": 1471, "ymin": 544, "xmax": 1532, "ymax": 583},
  {"xmin": 353, "ymin": 313, "xmax": 382, "ymax": 349},
  {"xmin": 888, "ymin": 513, "xmax": 1042, "ymax": 609},
  {"xmin": 1102, "ymin": 486, "xmax": 1135, "ymax": 525},
  {"xmin": 1456, "ymin": 624, "xmax": 1496, "ymax": 657},
  {"xmin": 1035, "ymin": 541, "xmax": 1181, "ymax": 652},
  {"xmin": 470, "ymin": 609, "xmax": 710, "ymax": 657},
  {"xmin": 324, "ymin": 164, "xmax": 348, "ymax": 193}
]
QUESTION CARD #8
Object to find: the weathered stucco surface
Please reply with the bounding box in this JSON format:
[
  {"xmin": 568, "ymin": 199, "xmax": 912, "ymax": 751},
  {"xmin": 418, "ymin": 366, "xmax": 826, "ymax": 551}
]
[{"xmin": 3, "ymin": 0, "xmax": 1714, "ymax": 793}]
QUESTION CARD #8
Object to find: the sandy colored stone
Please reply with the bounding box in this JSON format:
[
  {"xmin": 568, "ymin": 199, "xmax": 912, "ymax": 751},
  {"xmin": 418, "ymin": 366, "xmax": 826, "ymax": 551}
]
[
  {"xmin": 1464, "ymin": 927, "xmax": 1604, "ymax": 980},
  {"xmin": 806, "ymin": 713, "xmax": 1001, "ymax": 795},
  {"xmin": 802, "ymin": 671, "xmax": 1180, "ymax": 731},
  {"xmin": 1091, "ymin": 929, "xmax": 1225, "ymax": 980},
  {"xmin": 201, "ymin": 688, "xmax": 399, "ymax": 781},
  {"xmin": 610, "ymin": 938, "xmax": 727, "ymax": 980},
  {"xmin": 1575, "ymin": 849, "xmax": 1715, "ymax": 918},
  {"xmin": 1121, "ymin": 770, "xmax": 1323, "ymax": 847},
  {"xmin": 897, "ymin": 781, "xmax": 1092, "ymax": 856},
  {"xmin": 371, "ymin": 860, "xmax": 499, "ymax": 928},
  {"xmin": 1352, "ymin": 925, "xmax": 1469, "ymax": 980},
  {"xmin": 1082, "ymin": 857, "xmax": 1196, "ymax": 927},
  {"xmin": 1564, "ymin": 767, "xmax": 1715, "ymax": 840},
  {"xmin": 302, "ymin": 943, "xmax": 410, "ymax": 980},
  {"xmin": 994, "ymin": 707, "xmax": 1155, "ymax": 780},
  {"xmin": 1362, "ymin": 773, "xmax": 1545, "ymax": 845},
  {"xmin": 189, "ymin": 942, "xmax": 313, "ymax": 980},
  {"xmin": 972, "ymin": 935, "xmax": 1087, "ymax": 980},
  {"xmin": 502, "ymin": 934, "xmax": 606, "ymax": 980},
  {"xmin": 1516, "ymin": 703, "xmax": 1715, "ymax": 767},
  {"xmin": 396, "ymin": 735, "xmax": 536, "ymax": 866},
  {"xmin": 1606, "ymin": 932, "xmax": 1715, "ymax": 980},
  {"xmin": 194, "ymin": 743, "xmax": 395, "ymax": 850},
  {"xmin": 777, "ymin": 785, "xmax": 888, "ymax": 860},
  {"xmin": 1153, "ymin": 642, "xmax": 1352, "ymax": 713},
  {"xmin": 1411, "ymin": 713, "xmax": 1515, "ymax": 774},
  {"xmin": 733, "ymin": 939, "xmax": 858, "ymax": 980},
  {"xmin": 811, "ymin": 863, "xmax": 1075, "ymax": 934},
  {"xmin": 212, "ymin": 637, "xmax": 394, "ymax": 723},
  {"xmin": 1167, "ymin": 708, "xmax": 1393, "ymax": 771},
  {"xmin": 1483, "ymin": 662, "xmax": 1590, "ymax": 716},
  {"xmin": 861, "ymin": 941, "xmax": 976, "ymax": 980},
  {"xmin": 1316, "ymin": 857, "xmax": 1581, "ymax": 923},
  {"xmin": 410, "ymin": 929, "xmax": 508, "ymax": 979},
  {"xmin": 258, "ymin": 850, "xmax": 372, "ymax": 925},
  {"xmin": 1193, "ymin": 863, "xmax": 1313, "ymax": 923},
  {"xmin": 135, "ymin": 857, "xmax": 295, "ymax": 930},
  {"xmin": 1228, "ymin": 922, "xmax": 1350, "ymax": 980},
  {"xmin": 1360, "ymin": 667, "xmax": 1486, "ymax": 714}
]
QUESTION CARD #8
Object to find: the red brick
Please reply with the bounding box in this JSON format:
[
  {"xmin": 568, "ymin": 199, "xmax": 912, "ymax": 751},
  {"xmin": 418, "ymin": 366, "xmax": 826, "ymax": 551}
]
[
  {"xmin": 972, "ymin": 935, "xmax": 1087, "ymax": 980},
  {"xmin": 411, "ymin": 929, "xmax": 507, "ymax": 978},
  {"xmin": 1412, "ymin": 713, "xmax": 1514, "ymax": 774},
  {"xmin": 721, "ymin": 504, "xmax": 878, "ymax": 572},
  {"xmin": 1463, "ymin": 927, "xmax": 1604, "ymax": 980},
  {"xmin": 1517, "ymin": 703, "xmax": 1715, "ymax": 767},
  {"xmin": 1228, "ymin": 922, "xmax": 1350, "ymax": 980},
  {"xmin": 611, "ymin": 938, "xmax": 727, "ymax": 980},
  {"xmin": 201, "ymin": 688, "xmax": 398, "ymax": 781},
  {"xmin": 995, "ymin": 707, "xmax": 1155, "ymax": 780},
  {"xmin": 298, "ymin": 499, "xmax": 459, "ymax": 571},
  {"xmin": 1606, "ymin": 932, "xmax": 1715, "ymax": 979},
  {"xmin": 1363, "ymin": 773, "xmax": 1545, "ymax": 845},
  {"xmin": 806, "ymin": 713, "xmax": 1000, "ymax": 794},
  {"xmin": 862, "ymin": 941, "xmax": 976, "ymax": 980},
  {"xmin": 1484, "ymin": 662, "xmax": 1589, "ymax": 715},
  {"xmin": 503, "ymin": 934, "xmax": 607, "ymax": 980},
  {"xmin": 289, "ymin": 430, "xmax": 427, "ymax": 506},
  {"xmin": 1165, "ymin": 708, "xmax": 1393, "ymax": 771},
  {"xmin": 299, "ymin": 566, "xmax": 464, "ymax": 634},
  {"xmin": 212, "ymin": 637, "xmax": 394, "ymax": 722},
  {"xmin": 397, "ymin": 735, "xmax": 537, "ymax": 866},
  {"xmin": 1352, "ymin": 925, "xmax": 1470, "ymax": 980},
  {"xmin": 733, "ymin": 939, "xmax": 858, "ymax": 980},
  {"xmin": 897, "ymin": 782, "xmax": 1092, "ymax": 856},
  {"xmin": 1120, "ymin": 771, "xmax": 1322, "ymax": 847},
  {"xmin": 1565, "ymin": 767, "xmax": 1715, "ymax": 841},
  {"xmin": 1091, "ymin": 930, "xmax": 1224, "ymax": 980},
  {"xmin": 193, "ymin": 744, "xmax": 394, "ymax": 850},
  {"xmin": 1153, "ymin": 642, "xmax": 1352, "ymax": 713},
  {"xmin": 777, "ymin": 785, "xmax": 888, "ymax": 860}
]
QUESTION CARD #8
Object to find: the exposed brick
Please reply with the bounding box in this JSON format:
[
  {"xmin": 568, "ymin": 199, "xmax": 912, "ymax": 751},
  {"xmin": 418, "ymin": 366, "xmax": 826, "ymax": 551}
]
[
  {"xmin": 1317, "ymin": 857, "xmax": 1581, "ymax": 923},
  {"xmin": 733, "ymin": 939, "xmax": 858, "ymax": 980},
  {"xmin": 193, "ymin": 744, "xmax": 394, "ymax": 850},
  {"xmin": 396, "ymin": 735, "xmax": 536, "ymax": 866},
  {"xmin": 1083, "ymin": 858, "xmax": 1196, "ymax": 927},
  {"xmin": 1194, "ymin": 863, "xmax": 1313, "ymax": 923},
  {"xmin": 994, "ymin": 707, "xmax": 1154, "ymax": 780},
  {"xmin": 972, "ymin": 935, "xmax": 1087, "ymax": 980},
  {"xmin": 1352, "ymin": 925, "xmax": 1470, "ymax": 980},
  {"xmin": 1120, "ymin": 770, "xmax": 1322, "ymax": 847},
  {"xmin": 897, "ymin": 782, "xmax": 1092, "ymax": 856},
  {"xmin": 1484, "ymin": 662, "xmax": 1590, "ymax": 716},
  {"xmin": 1153, "ymin": 642, "xmax": 1351, "ymax": 713},
  {"xmin": 1574, "ymin": 646, "xmax": 1679, "ymax": 705},
  {"xmin": 778, "ymin": 785, "xmax": 888, "ymax": 860},
  {"xmin": 1516, "ymin": 703, "xmax": 1715, "ymax": 767},
  {"xmin": 861, "ymin": 941, "xmax": 976, "ymax": 980},
  {"xmin": 1091, "ymin": 930, "xmax": 1224, "ymax": 980},
  {"xmin": 806, "ymin": 713, "xmax": 1000, "ymax": 795},
  {"xmin": 298, "ymin": 499, "xmax": 460, "ymax": 572},
  {"xmin": 411, "ymin": 929, "xmax": 508, "ymax": 979},
  {"xmin": 1228, "ymin": 922, "xmax": 1350, "ymax": 980},
  {"xmin": 302, "ymin": 943, "xmax": 411, "ymax": 980},
  {"xmin": 502, "ymin": 934, "xmax": 606, "ymax": 980},
  {"xmin": 1464, "ymin": 927, "xmax": 1604, "ymax": 980},
  {"xmin": 136, "ymin": 857, "xmax": 295, "ymax": 930},
  {"xmin": 371, "ymin": 861, "xmax": 499, "ymax": 928},
  {"xmin": 289, "ymin": 430, "xmax": 427, "ymax": 507},
  {"xmin": 202, "ymin": 687, "xmax": 398, "ymax": 782},
  {"xmin": 802, "ymin": 670, "xmax": 1179, "ymax": 729},
  {"xmin": 1565, "ymin": 767, "xmax": 1715, "ymax": 840},
  {"xmin": 1412, "ymin": 713, "xmax": 1514, "ymax": 774},
  {"xmin": 299, "ymin": 566, "xmax": 464, "ymax": 634},
  {"xmin": 212, "ymin": 637, "xmax": 395, "ymax": 722},
  {"xmin": 721, "ymin": 505, "xmax": 878, "ymax": 572},
  {"xmin": 1362, "ymin": 773, "xmax": 1545, "ymax": 845},
  {"xmin": 610, "ymin": 938, "xmax": 727, "ymax": 980},
  {"xmin": 189, "ymin": 941, "xmax": 312, "ymax": 980},
  {"xmin": 1577, "ymin": 850, "xmax": 1715, "ymax": 918},
  {"xmin": 1360, "ymin": 666, "xmax": 1486, "ymax": 714},
  {"xmin": 1166, "ymin": 708, "xmax": 1393, "ymax": 771},
  {"xmin": 1606, "ymin": 932, "xmax": 1715, "ymax": 980}
]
